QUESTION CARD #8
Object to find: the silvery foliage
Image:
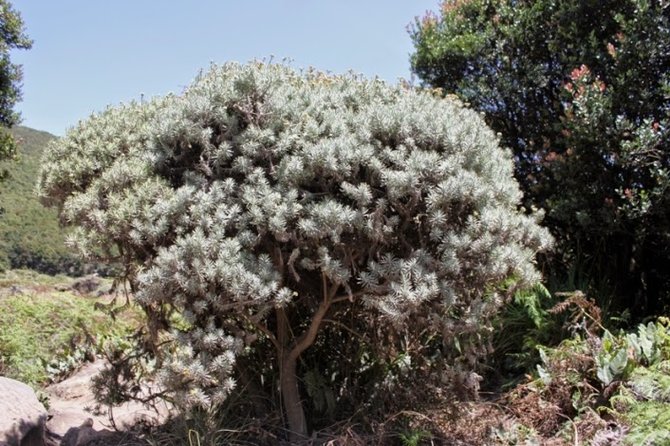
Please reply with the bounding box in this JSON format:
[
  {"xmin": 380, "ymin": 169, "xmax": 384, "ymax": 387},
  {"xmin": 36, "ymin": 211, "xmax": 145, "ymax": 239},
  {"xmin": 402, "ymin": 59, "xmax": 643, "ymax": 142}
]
[{"xmin": 39, "ymin": 62, "xmax": 552, "ymax": 409}]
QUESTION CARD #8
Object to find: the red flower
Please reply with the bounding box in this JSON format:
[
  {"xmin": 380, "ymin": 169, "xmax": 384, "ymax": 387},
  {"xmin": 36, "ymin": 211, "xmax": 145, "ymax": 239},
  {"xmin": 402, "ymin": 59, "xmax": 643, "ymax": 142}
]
[{"xmin": 570, "ymin": 65, "xmax": 590, "ymax": 80}]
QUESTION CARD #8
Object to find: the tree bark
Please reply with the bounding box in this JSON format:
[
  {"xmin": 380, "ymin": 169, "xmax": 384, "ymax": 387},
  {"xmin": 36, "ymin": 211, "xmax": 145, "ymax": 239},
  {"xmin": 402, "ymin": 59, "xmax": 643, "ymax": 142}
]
[
  {"xmin": 276, "ymin": 283, "xmax": 334, "ymax": 443},
  {"xmin": 280, "ymin": 352, "xmax": 308, "ymax": 442}
]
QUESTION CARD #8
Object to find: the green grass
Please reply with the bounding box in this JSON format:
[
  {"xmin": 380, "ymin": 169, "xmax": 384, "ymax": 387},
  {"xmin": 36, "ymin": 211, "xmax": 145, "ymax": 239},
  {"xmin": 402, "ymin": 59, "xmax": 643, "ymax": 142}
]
[
  {"xmin": 0, "ymin": 268, "xmax": 74, "ymax": 287},
  {"xmin": 0, "ymin": 269, "xmax": 141, "ymax": 387}
]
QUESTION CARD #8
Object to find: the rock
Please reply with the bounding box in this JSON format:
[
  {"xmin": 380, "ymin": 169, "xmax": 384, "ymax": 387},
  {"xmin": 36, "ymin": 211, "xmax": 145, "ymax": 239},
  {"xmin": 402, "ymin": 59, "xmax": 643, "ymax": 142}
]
[
  {"xmin": 0, "ymin": 376, "xmax": 47, "ymax": 446},
  {"xmin": 59, "ymin": 419, "xmax": 91, "ymax": 446},
  {"xmin": 59, "ymin": 419, "xmax": 118, "ymax": 446},
  {"xmin": 58, "ymin": 418, "xmax": 147, "ymax": 446},
  {"xmin": 45, "ymin": 360, "xmax": 172, "ymax": 441},
  {"xmin": 70, "ymin": 275, "xmax": 101, "ymax": 296}
]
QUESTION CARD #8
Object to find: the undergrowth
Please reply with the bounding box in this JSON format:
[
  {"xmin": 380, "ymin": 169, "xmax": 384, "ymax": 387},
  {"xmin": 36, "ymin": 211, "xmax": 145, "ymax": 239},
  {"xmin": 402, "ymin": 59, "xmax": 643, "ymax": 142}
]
[
  {"xmin": 502, "ymin": 293, "xmax": 670, "ymax": 445},
  {"xmin": 0, "ymin": 269, "xmax": 141, "ymax": 387},
  {"xmin": 3, "ymin": 268, "xmax": 669, "ymax": 445}
]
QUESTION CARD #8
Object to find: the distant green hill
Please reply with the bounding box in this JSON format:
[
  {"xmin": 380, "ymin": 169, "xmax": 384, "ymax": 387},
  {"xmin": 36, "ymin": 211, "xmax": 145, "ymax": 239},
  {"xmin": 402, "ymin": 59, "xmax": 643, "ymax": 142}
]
[{"xmin": 0, "ymin": 126, "xmax": 83, "ymax": 274}]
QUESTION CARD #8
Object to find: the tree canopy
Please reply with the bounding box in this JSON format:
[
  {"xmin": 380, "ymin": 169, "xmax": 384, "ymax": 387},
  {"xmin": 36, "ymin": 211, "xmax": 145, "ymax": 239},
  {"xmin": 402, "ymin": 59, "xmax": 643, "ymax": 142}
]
[
  {"xmin": 0, "ymin": 0, "xmax": 31, "ymax": 178},
  {"xmin": 411, "ymin": 0, "xmax": 670, "ymax": 317},
  {"xmin": 38, "ymin": 62, "xmax": 550, "ymax": 440}
]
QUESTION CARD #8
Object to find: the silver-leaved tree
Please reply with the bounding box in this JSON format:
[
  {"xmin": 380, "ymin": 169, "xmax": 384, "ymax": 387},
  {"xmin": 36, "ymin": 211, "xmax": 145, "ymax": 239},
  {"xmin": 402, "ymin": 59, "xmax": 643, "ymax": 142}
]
[{"xmin": 38, "ymin": 62, "xmax": 551, "ymax": 441}]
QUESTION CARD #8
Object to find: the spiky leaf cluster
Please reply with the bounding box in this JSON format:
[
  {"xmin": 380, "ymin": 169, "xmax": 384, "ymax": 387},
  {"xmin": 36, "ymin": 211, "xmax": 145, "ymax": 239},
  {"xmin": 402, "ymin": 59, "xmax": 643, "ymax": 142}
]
[{"xmin": 38, "ymin": 62, "xmax": 551, "ymax": 410}]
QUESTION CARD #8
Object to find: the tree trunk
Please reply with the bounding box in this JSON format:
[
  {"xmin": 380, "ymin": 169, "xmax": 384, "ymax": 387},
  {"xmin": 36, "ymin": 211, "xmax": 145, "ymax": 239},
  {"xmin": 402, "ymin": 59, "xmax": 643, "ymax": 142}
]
[
  {"xmin": 275, "ymin": 277, "xmax": 334, "ymax": 443},
  {"xmin": 281, "ymin": 352, "xmax": 307, "ymax": 443}
]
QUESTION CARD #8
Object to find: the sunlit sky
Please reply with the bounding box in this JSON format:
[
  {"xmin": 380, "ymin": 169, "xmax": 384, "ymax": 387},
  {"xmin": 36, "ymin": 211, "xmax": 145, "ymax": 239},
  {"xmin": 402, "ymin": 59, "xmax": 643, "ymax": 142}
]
[{"xmin": 11, "ymin": 1, "xmax": 438, "ymax": 136}]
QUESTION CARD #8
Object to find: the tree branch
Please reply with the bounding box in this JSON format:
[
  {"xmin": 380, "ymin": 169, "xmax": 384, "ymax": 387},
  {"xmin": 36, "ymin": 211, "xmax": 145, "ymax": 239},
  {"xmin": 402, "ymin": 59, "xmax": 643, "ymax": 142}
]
[
  {"xmin": 331, "ymin": 290, "xmax": 365, "ymax": 304},
  {"xmin": 322, "ymin": 318, "xmax": 365, "ymax": 341},
  {"xmin": 244, "ymin": 315, "xmax": 280, "ymax": 351},
  {"xmin": 287, "ymin": 274, "xmax": 333, "ymax": 362}
]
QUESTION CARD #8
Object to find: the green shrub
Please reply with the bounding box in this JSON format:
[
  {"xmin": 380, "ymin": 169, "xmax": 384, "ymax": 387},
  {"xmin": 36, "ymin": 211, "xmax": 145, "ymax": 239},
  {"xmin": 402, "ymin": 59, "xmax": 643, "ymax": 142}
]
[
  {"xmin": 38, "ymin": 62, "xmax": 551, "ymax": 440},
  {"xmin": 510, "ymin": 307, "xmax": 670, "ymax": 444},
  {"xmin": 488, "ymin": 282, "xmax": 562, "ymax": 383}
]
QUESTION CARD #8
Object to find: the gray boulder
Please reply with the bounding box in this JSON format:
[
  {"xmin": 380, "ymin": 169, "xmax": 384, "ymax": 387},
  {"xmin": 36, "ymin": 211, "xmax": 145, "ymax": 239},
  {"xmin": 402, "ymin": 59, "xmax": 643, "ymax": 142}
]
[
  {"xmin": 69, "ymin": 275, "xmax": 101, "ymax": 296},
  {"xmin": 0, "ymin": 377, "xmax": 47, "ymax": 446}
]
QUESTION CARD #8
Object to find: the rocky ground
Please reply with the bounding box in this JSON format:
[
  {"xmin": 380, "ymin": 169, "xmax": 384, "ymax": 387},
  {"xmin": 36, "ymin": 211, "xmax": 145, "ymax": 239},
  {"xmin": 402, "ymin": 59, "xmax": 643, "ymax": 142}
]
[
  {"xmin": 0, "ymin": 271, "xmax": 170, "ymax": 446},
  {"xmin": 2, "ymin": 359, "xmax": 172, "ymax": 446},
  {"xmin": 46, "ymin": 359, "xmax": 172, "ymax": 445}
]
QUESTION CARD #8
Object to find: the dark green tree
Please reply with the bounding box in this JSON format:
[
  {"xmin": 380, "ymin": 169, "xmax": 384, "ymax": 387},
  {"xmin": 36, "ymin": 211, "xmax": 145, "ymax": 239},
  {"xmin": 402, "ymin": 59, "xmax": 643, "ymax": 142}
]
[
  {"xmin": 410, "ymin": 0, "xmax": 670, "ymax": 318},
  {"xmin": 0, "ymin": 0, "xmax": 31, "ymax": 180}
]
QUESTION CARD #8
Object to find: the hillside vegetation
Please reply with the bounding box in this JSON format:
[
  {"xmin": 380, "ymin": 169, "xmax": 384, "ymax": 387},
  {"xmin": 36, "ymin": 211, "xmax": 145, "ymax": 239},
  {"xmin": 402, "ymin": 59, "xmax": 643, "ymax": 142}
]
[
  {"xmin": 0, "ymin": 269, "xmax": 140, "ymax": 387},
  {"xmin": 0, "ymin": 126, "xmax": 83, "ymax": 274}
]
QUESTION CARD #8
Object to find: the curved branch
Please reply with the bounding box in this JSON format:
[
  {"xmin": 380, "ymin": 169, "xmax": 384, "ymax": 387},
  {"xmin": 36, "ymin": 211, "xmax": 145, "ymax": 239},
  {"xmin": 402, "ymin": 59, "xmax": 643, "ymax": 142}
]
[{"xmin": 287, "ymin": 295, "xmax": 331, "ymax": 362}]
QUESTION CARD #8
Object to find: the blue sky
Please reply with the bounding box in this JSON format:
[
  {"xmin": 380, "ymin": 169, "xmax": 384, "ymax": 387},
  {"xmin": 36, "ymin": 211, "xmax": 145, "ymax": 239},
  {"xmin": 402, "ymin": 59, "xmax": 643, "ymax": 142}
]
[{"xmin": 11, "ymin": 1, "xmax": 438, "ymax": 136}]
